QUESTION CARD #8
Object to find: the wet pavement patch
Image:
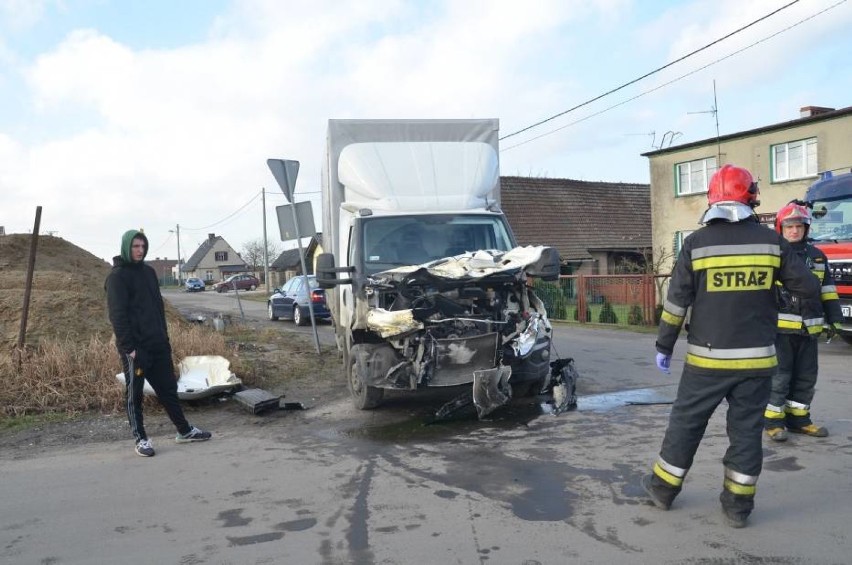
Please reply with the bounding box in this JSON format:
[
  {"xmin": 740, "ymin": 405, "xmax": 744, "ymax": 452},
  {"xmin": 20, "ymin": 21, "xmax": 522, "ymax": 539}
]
[
  {"xmin": 216, "ymin": 509, "xmax": 252, "ymax": 527},
  {"xmin": 273, "ymin": 518, "xmax": 317, "ymax": 532},
  {"xmin": 763, "ymin": 456, "xmax": 804, "ymax": 472},
  {"xmin": 577, "ymin": 387, "xmax": 676, "ymax": 412},
  {"xmin": 226, "ymin": 532, "xmax": 284, "ymax": 546}
]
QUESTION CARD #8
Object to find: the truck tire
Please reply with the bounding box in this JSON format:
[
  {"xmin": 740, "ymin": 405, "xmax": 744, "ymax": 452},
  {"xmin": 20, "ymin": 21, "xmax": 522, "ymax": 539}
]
[{"xmin": 347, "ymin": 344, "xmax": 384, "ymax": 410}]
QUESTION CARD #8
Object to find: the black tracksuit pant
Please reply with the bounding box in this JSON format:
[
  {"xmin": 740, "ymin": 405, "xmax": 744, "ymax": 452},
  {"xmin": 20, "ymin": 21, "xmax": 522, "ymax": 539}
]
[{"xmin": 120, "ymin": 347, "xmax": 191, "ymax": 442}]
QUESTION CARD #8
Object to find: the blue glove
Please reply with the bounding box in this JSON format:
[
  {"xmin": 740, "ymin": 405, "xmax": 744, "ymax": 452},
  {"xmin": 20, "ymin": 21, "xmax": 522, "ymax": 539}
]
[{"xmin": 655, "ymin": 352, "xmax": 671, "ymax": 374}]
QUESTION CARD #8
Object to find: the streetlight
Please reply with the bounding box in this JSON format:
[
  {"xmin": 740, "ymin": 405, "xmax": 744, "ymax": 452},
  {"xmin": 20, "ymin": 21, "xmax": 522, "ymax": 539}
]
[{"xmin": 169, "ymin": 225, "xmax": 182, "ymax": 285}]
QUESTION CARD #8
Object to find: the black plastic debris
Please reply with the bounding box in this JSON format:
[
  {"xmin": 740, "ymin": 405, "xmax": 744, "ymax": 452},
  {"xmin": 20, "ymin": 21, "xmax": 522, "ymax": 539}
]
[
  {"xmin": 539, "ymin": 358, "xmax": 578, "ymax": 415},
  {"xmin": 233, "ymin": 388, "xmax": 281, "ymax": 414}
]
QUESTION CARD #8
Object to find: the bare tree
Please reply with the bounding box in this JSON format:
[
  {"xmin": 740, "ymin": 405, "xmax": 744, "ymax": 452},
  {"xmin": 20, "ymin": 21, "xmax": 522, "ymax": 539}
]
[
  {"xmin": 241, "ymin": 238, "xmax": 282, "ymax": 277},
  {"xmin": 614, "ymin": 245, "xmax": 676, "ymax": 306}
]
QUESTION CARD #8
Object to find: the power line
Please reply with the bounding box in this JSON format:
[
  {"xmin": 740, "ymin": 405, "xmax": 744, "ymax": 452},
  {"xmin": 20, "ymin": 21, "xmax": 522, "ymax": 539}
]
[
  {"xmin": 500, "ymin": 0, "xmax": 802, "ymax": 141},
  {"xmin": 148, "ymin": 231, "xmax": 174, "ymax": 255},
  {"xmin": 182, "ymin": 190, "xmax": 262, "ymax": 231},
  {"xmin": 502, "ymin": 0, "xmax": 844, "ymax": 152}
]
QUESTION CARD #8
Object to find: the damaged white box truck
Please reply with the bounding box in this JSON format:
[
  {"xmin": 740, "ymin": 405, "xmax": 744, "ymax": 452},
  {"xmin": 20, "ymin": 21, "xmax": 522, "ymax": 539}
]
[{"xmin": 316, "ymin": 119, "xmax": 573, "ymax": 419}]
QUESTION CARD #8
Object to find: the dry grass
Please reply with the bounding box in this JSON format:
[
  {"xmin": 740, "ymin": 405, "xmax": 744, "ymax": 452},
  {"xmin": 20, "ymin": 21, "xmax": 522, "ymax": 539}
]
[
  {"xmin": 0, "ymin": 234, "xmax": 343, "ymax": 425},
  {"xmin": 0, "ymin": 322, "xmax": 238, "ymax": 419}
]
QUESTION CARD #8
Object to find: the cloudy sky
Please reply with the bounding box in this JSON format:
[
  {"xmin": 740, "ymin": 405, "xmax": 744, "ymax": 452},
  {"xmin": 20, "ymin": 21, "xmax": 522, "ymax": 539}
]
[{"xmin": 1, "ymin": 0, "xmax": 850, "ymax": 263}]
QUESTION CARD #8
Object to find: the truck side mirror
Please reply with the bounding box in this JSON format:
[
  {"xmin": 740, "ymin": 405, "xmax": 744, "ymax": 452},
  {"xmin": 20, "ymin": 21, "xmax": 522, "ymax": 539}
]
[
  {"xmin": 316, "ymin": 253, "xmax": 354, "ymax": 288},
  {"xmin": 526, "ymin": 247, "xmax": 560, "ymax": 281}
]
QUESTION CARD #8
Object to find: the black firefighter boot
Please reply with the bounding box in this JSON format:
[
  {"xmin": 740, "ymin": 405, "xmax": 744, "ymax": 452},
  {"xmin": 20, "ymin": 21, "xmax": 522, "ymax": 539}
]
[
  {"xmin": 719, "ymin": 489, "xmax": 754, "ymax": 529},
  {"xmin": 641, "ymin": 473, "xmax": 680, "ymax": 510},
  {"xmin": 786, "ymin": 411, "xmax": 829, "ymax": 437}
]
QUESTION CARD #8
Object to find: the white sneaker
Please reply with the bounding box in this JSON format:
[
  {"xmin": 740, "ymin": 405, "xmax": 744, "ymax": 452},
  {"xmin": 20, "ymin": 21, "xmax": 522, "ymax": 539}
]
[
  {"xmin": 135, "ymin": 439, "xmax": 155, "ymax": 457},
  {"xmin": 175, "ymin": 426, "xmax": 212, "ymax": 443}
]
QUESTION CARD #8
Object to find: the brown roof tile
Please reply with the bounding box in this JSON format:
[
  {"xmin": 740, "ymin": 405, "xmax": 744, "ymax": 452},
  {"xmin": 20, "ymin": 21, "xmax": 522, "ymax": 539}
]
[{"xmin": 500, "ymin": 176, "xmax": 651, "ymax": 261}]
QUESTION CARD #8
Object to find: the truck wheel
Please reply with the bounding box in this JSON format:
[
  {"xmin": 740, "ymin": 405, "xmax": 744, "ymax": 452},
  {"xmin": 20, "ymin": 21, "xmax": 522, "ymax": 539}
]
[
  {"xmin": 267, "ymin": 303, "xmax": 278, "ymax": 321},
  {"xmin": 347, "ymin": 344, "xmax": 384, "ymax": 410}
]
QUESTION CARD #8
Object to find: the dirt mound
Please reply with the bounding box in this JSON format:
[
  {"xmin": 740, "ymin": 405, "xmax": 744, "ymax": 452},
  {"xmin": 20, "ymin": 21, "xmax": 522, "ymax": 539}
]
[
  {"xmin": 0, "ymin": 234, "xmax": 113, "ymax": 348},
  {"xmin": 0, "ymin": 233, "xmax": 182, "ymax": 348}
]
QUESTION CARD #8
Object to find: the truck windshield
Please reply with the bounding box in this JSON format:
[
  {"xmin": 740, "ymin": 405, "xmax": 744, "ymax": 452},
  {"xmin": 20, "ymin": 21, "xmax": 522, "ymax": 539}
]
[
  {"xmin": 361, "ymin": 214, "xmax": 515, "ymax": 274},
  {"xmin": 810, "ymin": 197, "xmax": 852, "ymax": 242}
]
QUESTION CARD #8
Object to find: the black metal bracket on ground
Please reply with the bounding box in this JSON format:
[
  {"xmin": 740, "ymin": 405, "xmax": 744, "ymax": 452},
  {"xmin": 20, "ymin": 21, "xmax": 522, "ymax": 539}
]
[{"xmin": 233, "ymin": 388, "xmax": 308, "ymax": 415}]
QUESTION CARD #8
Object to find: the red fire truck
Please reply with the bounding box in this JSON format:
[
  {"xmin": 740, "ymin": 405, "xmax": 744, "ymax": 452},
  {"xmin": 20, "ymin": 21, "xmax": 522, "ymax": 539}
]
[{"xmin": 805, "ymin": 171, "xmax": 852, "ymax": 345}]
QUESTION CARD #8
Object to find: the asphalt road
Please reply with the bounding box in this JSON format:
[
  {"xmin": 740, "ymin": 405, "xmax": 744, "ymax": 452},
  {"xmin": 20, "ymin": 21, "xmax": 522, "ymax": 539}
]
[{"xmin": 1, "ymin": 290, "xmax": 850, "ymax": 564}]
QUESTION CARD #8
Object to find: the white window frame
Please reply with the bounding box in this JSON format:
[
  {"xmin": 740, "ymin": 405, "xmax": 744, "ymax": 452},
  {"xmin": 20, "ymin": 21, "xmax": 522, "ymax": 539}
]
[
  {"xmin": 772, "ymin": 138, "xmax": 817, "ymax": 182},
  {"xmin": 676, "ymin": 157, "xmax": 717, "ymax": 196},
  {"xmin": 674, "ymin": 230, "xmax": 695, "ymax": 258}
]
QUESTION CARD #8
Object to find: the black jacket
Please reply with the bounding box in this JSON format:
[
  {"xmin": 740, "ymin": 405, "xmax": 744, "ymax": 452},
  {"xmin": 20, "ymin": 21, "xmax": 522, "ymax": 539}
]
[
  {"xmin": 777, "ymin": 240, "xmax": 843, "ymax": 335},
  {"xmin": 106, "ymin": 257, "xmax": 170, "ymax": 355},
  {"xmin": 657, "ymin": 218, "xmax": 820, "ymax": 376}
]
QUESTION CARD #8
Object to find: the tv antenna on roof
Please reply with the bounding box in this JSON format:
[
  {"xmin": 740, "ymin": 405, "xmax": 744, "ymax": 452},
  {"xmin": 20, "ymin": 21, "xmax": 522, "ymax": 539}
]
[{"xmin": 687, "ymin": 79, "xmax": 721, "ymax": 162}]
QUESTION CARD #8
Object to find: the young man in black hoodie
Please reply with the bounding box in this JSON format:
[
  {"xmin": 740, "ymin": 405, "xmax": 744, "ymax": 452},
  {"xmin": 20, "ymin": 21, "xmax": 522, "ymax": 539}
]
[{"xmin": 106, "ymin": 229, "xmax": 211, "ymax": 457}]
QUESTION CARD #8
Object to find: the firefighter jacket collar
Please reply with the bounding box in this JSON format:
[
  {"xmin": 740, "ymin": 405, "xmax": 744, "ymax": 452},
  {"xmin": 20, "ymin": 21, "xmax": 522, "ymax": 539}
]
[{"xmin": 700, "ymin": 202, "xmax": 756, "ymax": 225}]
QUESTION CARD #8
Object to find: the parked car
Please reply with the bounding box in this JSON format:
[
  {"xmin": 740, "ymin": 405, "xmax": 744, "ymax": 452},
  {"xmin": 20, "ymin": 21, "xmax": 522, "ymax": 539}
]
[
  {"xmin": 268, "ymin": 275, "xmax": 331, "ymax": 325},
  {"xmin": 184, "ymin": 277, "xmax": 205, "ymax": 292},
  {"xmin": 213, "ymin": 274, "xmax": 260, "ymax": 293}
]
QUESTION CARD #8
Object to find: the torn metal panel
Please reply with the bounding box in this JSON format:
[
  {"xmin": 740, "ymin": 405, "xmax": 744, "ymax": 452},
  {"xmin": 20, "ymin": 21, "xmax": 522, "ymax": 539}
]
[
  {"xmin": 114, "ymin": 355, "xmax": 242, "ymax": 401},
  {"xmin": 366, "ymin": 308, "xmax": 423, "ymax": 338},
  {"xmin": 431, "ymin": 333, "xmax": 498, "ymax": 386},
  {"xmin": 472, "ymin": 365, "xmax": 512, "ymax": 419}
]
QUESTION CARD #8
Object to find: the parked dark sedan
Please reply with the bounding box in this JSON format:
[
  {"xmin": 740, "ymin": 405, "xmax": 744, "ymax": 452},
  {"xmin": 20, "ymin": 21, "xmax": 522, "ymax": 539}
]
[
  {"xmin": 213, "ymin": 274, "xmax": 260, "ymax": 293},
  {"xmin": 184, "ymin": 277, "xmax": 205, "ymax": 292},
  {"xmin": 268, "ymin": 275, "xmax": 331, "ymax": 325}
]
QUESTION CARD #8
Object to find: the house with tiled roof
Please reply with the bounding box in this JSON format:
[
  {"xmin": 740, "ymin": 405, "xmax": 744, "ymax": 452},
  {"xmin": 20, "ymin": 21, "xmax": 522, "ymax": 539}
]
[
  {"xmin": 269, "ymin": 234, "xmax": 323, "ymax": 288},
  {"xmin": 500, "ymin": 176, "xmax": 651, "ymax": 275},
  {"xmin": 181, "ymin": 233, "xmax": 249, "ymax": 283},
  {"xmin": 145, "ymin": 257, "xmax": 180, "ymax": 286},
  {"xmin": 642, "ymin": 105, "xmax": 852, "ymax": 272}
]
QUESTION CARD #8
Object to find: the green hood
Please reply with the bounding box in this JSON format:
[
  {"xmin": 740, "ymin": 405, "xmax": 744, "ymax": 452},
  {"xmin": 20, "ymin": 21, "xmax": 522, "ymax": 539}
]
[{"xmin": 120, "ymin": 229, "xmax": 149, "ymax": 263}]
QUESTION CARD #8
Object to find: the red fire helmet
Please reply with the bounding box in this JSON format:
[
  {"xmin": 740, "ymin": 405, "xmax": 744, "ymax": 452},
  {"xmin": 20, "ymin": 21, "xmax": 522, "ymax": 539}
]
[
  {"xmin": 707, "ymin": 165, "xmax": 759, "ymax": 207},
  {"xmin": 774, "ymin": 202, "xmax": 811, "ymax": 234}
]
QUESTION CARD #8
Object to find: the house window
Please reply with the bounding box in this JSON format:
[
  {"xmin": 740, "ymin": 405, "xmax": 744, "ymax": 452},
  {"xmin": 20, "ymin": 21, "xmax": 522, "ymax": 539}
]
[
  {"xmin": 215, "ymin": 251, "xmax": 228, "ymax": 261},
  {"xmin": 673, "ymin": 230, "xmax": 695, "ymax": 259},
  {"xmin": 676, "ymin": 157, "xmax": 717, "ymax": 196},
  {"xmin": 772, "ymin": 138, "xmax": 817, "ymax": 182},
  {"xmin": 205, "ymin": 270, "xmax": 213, "ymax": 281}
]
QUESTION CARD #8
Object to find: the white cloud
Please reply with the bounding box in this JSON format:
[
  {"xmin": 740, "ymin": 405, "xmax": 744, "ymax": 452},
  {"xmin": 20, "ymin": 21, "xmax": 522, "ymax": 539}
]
[
  {"xmin": 0, "ymin": 0, "xmax": 46, "ymax": 32},
  {"xmin": 1, "ymin": 0, "xmax": 849, "ymax": 260}
]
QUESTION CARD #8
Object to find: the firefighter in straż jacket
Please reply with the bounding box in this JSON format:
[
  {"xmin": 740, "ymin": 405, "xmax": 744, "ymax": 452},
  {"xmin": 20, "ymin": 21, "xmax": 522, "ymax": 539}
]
[
  {"xmin": 641, "ymin": 165, "xmax": 820, "ymax": 528},
  {"xmin": 764, "ymin": 202, "xmax": 843, "ymax": 441}
]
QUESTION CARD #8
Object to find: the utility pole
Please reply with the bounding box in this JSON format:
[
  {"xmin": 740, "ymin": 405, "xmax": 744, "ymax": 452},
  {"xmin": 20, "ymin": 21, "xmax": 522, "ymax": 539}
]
[
  {"xmin": 262, "ymin": 188, "xmax": 270, "ymax": 293},
  {"xmin": 171, "ymin": 224, "xmax": 182, "ymax": 285}
]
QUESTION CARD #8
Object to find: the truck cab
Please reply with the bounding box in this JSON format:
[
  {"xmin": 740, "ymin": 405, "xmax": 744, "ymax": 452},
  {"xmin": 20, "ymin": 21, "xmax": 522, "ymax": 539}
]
[
  {"xmin": 316, "ymin": 119, "xmax": 560, "ymax": 416},
  {"xmin": 805, "ymin": 171, "xmax": 852, "ymax": 344}
]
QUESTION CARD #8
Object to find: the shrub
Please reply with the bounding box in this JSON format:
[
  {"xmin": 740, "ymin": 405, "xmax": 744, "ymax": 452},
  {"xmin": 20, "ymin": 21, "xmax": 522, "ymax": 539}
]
[
  {"xmin": 628, "ymin": 304, "xmax": 644, "ymax": 325},
  {"xmin": 598, "ymin": 300, "xmax": 618, "ymax": 324},
  {"xmin": 573, "ymin": 304, "xmax": 591, "ymax": 322}
]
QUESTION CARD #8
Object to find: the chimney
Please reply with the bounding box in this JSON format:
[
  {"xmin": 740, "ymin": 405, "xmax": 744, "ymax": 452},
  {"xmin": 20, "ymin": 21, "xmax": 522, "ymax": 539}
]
[
  {"xmin": 800, "ymin": 106, "xmax": 835, "ymax": 118},
  {"xmin": 208, "ymin": 233, "xmax": 216, "ymax": 242}
]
